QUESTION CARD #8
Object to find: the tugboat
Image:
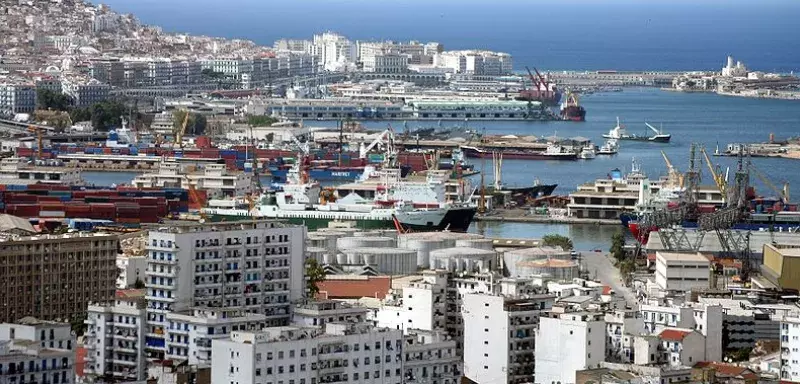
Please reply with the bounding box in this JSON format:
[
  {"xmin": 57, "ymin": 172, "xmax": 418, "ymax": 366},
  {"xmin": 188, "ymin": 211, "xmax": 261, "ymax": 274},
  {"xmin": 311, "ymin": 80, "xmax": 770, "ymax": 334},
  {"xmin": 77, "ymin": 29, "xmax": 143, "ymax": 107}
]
[
  {"xmin": 602, "ymin": 117, "xmax": 671, "ymax": 143},
  {"xmin": 579, "ymin": 143, "xmax": 597, "ymax": 159},
  {"xmin": 560, "ymin": 92, "xmax": 586, "ymax": 122}
]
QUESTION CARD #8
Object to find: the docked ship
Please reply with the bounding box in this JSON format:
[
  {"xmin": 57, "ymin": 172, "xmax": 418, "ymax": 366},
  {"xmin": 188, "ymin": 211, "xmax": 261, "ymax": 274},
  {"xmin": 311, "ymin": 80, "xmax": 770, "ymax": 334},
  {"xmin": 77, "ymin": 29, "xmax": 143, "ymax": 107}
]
[
  {"xmin": 560, "ymin": 92, "xmax": 586, "ymax": 122},
  {"xmin": 515, "ymin": 67, "xmax": 562, "ymax": 105},
  {"xmin": 460, "ymin": 143, "xmax": 577, "ymax": 161},
  {"xmin": 204, "ymin": 164, "xmax": 477, "ymax": 231},
  {"xmin": 602, "ymin": 118, "xmax": 671, "ymax": 143},
  {"xmin": 597, "ymin": 139, "xmax": 619, "ymax": 155}
]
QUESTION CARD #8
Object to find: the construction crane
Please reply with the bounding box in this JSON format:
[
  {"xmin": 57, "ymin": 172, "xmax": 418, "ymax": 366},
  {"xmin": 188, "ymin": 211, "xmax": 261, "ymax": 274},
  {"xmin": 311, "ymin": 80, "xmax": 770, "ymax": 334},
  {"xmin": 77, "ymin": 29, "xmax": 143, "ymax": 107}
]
[
  {"xmin": 701, "ymin": 146, "xmax": 727, "ymax": 196},
  {"xmin": 660, "ymin": 150, "xmax": 683, "ymax": 189},
  {"xmin": 173, "ymin": 110, "xmax": 190, "ymax": 148},
  {"xmin": 751, "ymin": 165, "xmax": 790, "ymax": 204},
  {"xmin": 27, "ymin": 125, "xmax": 43, "ymax": 160}
]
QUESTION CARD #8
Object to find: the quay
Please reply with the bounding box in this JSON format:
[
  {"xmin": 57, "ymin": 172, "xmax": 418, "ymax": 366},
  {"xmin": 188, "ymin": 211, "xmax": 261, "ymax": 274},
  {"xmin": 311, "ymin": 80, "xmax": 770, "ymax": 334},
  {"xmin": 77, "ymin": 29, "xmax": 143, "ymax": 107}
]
[{"xmin": 476, "ymin": 209, "xmax": 619, "ymax": 225}]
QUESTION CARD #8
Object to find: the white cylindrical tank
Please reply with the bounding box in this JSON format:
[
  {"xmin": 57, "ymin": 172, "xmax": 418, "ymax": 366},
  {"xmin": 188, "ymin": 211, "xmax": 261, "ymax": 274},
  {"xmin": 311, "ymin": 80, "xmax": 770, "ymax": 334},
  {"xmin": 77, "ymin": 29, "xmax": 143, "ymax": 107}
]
[
  {"xmin": 503, "ymin": 246, "xmax": 571, "ymax": 277},
  {"xmin": 322, "ymin": 253, "xmax": 333, "ymax": 265},
  {"xmin": 309, "ymin": 231, "xmax": 347, "ymax": 253},
  {"xmin": 429, "ymin": 247, "xmax": 496, "ymax": 274},
  {"xmin": 515, "ymin": 258, "xmax": 579, "ymax": 280},
  {"xmin": 335, "ymin": 253, "xmax": 347, "ymax": 265},
  {"xmin": 455, "ymin": 238, "xmax": 494, "ymax": 250},
  {"xmin": 306, "ymin": 246, "xmax": 326, "ymax": 264},
  {"xmin": 397, "ymin": 232, "xmax": 460, "ymax": 268},
  {"xmin": 336, "ymin": 236, "xmax": 395, "ymax": 251},
  {"xmin": 343, "ymin": 247, "xmax": 417, "ymax": 275}
]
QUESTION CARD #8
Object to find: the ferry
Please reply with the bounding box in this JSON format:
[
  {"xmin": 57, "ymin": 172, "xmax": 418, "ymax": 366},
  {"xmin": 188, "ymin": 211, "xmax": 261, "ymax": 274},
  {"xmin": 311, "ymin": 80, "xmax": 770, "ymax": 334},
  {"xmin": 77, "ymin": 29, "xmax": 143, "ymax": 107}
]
[
  {"xmin": 204, "ymin": 164, "xmax": 477, "ymax": 231},
  {"xmin": 460, "ymin": 143, "xmax": 578, "ymax": 161}
]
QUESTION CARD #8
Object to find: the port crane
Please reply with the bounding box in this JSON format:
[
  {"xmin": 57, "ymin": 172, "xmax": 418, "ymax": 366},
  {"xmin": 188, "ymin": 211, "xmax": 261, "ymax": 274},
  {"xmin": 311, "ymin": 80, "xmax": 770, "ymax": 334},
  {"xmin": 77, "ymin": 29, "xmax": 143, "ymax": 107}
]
[
  {"xmin": 358, "ymin": 127, "xmax": 395, "ymax": 159},
  {"xmin": 700, "ymin": 146, "xmax": 727, "ymax": 197},
  {"xmin": 751, "ymin": 166, "xmax": 790, "ymax": 204},
  {"xmin": 27, "ymin": 125, "xmax": 43, "ymax": 160},
  {"xmin": 172, "ymin": 109, "xmax": 190, "ymax": 148}
]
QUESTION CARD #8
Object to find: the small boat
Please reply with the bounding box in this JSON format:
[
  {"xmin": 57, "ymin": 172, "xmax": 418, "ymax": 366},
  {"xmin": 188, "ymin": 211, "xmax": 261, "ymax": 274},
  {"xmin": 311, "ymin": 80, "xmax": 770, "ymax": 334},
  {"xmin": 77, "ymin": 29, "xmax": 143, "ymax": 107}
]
[
  {"xmin": 579, "ymin": 143, "xmax": 596, "ymax": 159},
  {"xmin": 597, "ymin": 139, "xmax": 619, "ymax": 155},
  {"xmin": 602, "ymin": 117, "xmax": 671, "ymax": 143}
]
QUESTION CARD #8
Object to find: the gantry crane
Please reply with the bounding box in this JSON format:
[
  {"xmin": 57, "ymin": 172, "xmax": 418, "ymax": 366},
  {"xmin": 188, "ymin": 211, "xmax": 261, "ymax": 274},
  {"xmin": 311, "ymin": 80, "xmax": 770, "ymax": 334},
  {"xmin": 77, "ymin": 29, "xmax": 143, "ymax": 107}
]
[{"xmin": 173, "ymin": 110, "xmax": 190, "ymax": 148}]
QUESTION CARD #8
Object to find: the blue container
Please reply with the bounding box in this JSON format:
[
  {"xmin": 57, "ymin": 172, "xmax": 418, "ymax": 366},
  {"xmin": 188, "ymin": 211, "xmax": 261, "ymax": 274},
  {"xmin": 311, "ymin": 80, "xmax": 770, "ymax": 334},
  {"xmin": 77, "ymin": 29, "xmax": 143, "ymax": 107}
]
[{"xmin": 130, "ymin": 147, "xmax": 139, "ymax": 155}]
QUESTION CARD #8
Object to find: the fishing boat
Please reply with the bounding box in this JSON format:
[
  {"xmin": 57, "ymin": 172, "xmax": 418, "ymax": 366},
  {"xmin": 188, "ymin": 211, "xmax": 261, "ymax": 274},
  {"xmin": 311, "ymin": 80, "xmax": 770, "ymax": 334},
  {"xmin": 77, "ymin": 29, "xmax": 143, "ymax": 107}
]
[
  {"xmin": 579, "ymin": 144, "xmax": 597, "ymax": 159},
  {"xmin": 602, "ymin": 117, "xmax": 671, "ymax": 143}
]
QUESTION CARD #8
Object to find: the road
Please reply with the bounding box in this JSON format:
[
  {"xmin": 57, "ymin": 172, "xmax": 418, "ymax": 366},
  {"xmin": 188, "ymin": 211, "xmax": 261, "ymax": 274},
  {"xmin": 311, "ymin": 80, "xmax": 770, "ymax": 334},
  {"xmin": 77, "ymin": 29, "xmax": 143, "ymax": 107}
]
[{"xmin": 580, "ymin": 250, "xmax": 638, "ymax": 307}]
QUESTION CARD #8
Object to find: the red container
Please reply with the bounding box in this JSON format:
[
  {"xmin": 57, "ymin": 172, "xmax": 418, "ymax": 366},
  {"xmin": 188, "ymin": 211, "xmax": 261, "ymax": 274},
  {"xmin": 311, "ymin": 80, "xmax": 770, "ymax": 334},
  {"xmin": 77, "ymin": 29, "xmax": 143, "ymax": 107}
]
[{"xmin": 195, "ymin": 136, "xmax": 212, "ymax": 149}]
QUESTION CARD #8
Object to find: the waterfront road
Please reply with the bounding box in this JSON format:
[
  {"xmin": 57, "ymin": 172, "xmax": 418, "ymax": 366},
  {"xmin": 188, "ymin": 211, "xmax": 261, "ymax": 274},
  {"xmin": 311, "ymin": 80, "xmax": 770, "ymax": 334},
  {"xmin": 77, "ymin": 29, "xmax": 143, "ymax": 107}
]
[{"xmin": 580, "ymin": 250, "xmax": 638, "ymax": 308}]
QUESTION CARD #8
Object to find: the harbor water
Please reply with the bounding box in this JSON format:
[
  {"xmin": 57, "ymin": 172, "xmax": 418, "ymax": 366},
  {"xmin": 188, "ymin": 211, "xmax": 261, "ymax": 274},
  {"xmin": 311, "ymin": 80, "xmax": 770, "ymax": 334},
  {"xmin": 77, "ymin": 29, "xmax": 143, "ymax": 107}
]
[{"xmin": 81, "ymin": 88, "xmax": 800, "ymax": 251}]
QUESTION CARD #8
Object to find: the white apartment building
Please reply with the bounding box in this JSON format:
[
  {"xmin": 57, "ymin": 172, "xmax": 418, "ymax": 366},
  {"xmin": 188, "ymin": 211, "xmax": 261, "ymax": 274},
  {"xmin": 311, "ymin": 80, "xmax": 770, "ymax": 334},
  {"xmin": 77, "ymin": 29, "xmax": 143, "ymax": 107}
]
[
  {"xmin": 293, "ymin": 300, "xmax": 370, "ymax": 328},
  {"xmin": 639, "ymin": 299, "xmax": 723, "ymax": 362},
  {"xmin": 698, "ymin": 297, "xmax": 781, "ymax": 349},
  {"xmin": 363, "ymin": 53, "xmax": 408, "ymax": 73},
  {"xmin": 433, "ymin": 50, "xmax": 513, "ymax": 75},
  {"xmin": 144, "ymin": 221, "xmax": 306, "ymax": 360},
  {"xmin": 781, "ymin": 316, "xmax": 800, "ymax": 382},
  {"xmin": 84, "ymin": 290, "xmax": 147, "ymax": 382},
  {"xmin": 0, "ymin": 318, "xmax": 76, "ymax": 384},
  {"xmin": 403, "ymin": 329, "xmax": 460, "ymax": 384},
  {"xmin": 211, "ymin": 323, "xmax": 404, "ymax": 384},
  {"xmin": 314, "ymin": 32, "xmax": 357, "ymax": 71},
  {"xmin": 633, "ymin": 328, "xmax": 706, "ymax": 368},
  {"xmin": 117, "ymin": 255, "xmax": 146, "ymax": 289},
  {"xmin": 655, "ymin": 252, "xmax": 711, "ymax": 292},
  {"xmin": 132, "ymin": 161, "xmax": 253, "ymax": 199},
  {"xmin": 535, "ymin": 311, "xmax": 606, "ymax": 384},
  {"xmin": 463, "ymin": 293, "xmax": 555, "ymax": 384},
  {"xmin": 165, "ymin": 308, "xmax": 267, "ymax": 366},
  {"xmin": 0, "ymin": 83, "xmax": 36, "ymax": 116},
  {"xmin": 604, "ymin": 309, "xmax": 644, "ymax": 363}
]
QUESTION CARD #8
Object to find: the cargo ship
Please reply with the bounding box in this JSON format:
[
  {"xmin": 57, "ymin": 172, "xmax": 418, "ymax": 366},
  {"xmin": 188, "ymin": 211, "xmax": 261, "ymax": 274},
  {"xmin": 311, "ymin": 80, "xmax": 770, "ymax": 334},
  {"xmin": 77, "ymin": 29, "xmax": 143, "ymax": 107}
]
[
  {"xmin": 516, "ymin": 67, "xmax": 562, "ymax": 105},
  {"xmin": 560, "ymin": 92, "xmax": 586, "ymax": 122},
  {"xmin": 460, "ymin": 143, "xmax": 578, "ymax": 161},
  {"xmin": 602, "ymin": 118, "xmax": 671, "ymax": 143}
]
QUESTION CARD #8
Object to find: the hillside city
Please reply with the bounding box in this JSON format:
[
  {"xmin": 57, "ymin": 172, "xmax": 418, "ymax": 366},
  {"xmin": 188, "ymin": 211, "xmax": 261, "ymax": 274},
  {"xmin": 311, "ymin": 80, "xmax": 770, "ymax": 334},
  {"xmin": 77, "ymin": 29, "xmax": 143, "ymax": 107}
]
[{"xmin": 0, "ymin": 1, "xmax": 800, "ymax": 384}]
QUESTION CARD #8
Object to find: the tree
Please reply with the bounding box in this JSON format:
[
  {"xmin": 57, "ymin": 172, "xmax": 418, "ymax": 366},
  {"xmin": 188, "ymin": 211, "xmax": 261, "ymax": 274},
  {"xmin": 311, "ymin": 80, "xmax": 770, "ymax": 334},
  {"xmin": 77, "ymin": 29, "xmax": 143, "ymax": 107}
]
[
  {"xmin": 69, "ymin": 107, "xmax": 91, "ymax": 123},
  {"xmin": 610, "ymin": 230, "xmax": 626, "ymax": 261},
  {"xmin": 542, "ymin": 234, "xmax": 573, "ymax": 250},
  {"xmin": 36, "ymin": 89, "xmax": 72, "ymax": 111},
  {"xmin": 133, "ymin": 278, "xmax": 145, "ymax": 289},
  {"xmin": 173, "ymin": 110, "xmax": 208, "ymax": 135},
  {"xmin": 247, "ymin": 115, "xmax": 279, "ymax": 127},
  {"xmin": 305, "ymin": 258, "xmax": 326, "ymax": 298},
  {"xmin": 265, "ymin": 132, "xmax": 275, "ymax": 143},
  {"xmin": 70, "ymin": 315, "xmax": 87, "ymax": 336}
]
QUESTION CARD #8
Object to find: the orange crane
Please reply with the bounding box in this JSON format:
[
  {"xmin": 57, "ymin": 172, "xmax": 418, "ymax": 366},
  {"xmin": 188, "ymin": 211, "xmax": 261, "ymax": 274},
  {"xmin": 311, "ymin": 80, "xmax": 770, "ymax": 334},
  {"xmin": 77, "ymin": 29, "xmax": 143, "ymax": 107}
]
[{"xmin": 27, "ymin": 125, "xmax": 43, "ymax": 160}]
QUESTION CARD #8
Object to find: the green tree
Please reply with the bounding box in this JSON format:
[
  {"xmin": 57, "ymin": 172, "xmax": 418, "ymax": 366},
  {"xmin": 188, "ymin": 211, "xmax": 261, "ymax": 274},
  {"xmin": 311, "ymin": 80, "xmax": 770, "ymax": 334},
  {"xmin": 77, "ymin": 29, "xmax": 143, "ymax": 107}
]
[
  {"xmin": 248, "ymin": 115, "xmax": 279, "ymax": 127},
  {"xmin": 305, "ymin": 258, "xmax": 326, "ymax": 298},
  {"xmin": 69, "ymin": 107, "xmax": 91, "ymax": 122},
  {"xmin": 617, "ymin": 259, "xmax": 636, "ymax": 285},
  {"xmin": 36, "ymin": 89, "xmax": 72, "ymax": 111},
  {"xmin": 133, "ymin": 278, "xmax": 145, "ymax": 289},
  {"xmin": 70, "ymin": 315, "xmax": 87, "ymax": 336},
  {"xmin": 542, "ymin": 234, "xmax": 574, "ymax": 250},
  {"xmin": 265, "ymin": 132, "xmax": 275, "ymax": 143},
  {"xmin": 610, "ymin": 230, "xmax": 626, "ymax": 261}
]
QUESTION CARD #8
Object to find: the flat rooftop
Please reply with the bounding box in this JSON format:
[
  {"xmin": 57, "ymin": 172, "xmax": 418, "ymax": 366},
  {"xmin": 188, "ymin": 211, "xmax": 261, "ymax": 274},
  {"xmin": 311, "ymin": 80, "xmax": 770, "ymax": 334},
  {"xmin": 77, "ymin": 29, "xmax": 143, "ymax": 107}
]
[{"xmin": 657, "ymin": 251, "xmax": 709, "ymax": 263}]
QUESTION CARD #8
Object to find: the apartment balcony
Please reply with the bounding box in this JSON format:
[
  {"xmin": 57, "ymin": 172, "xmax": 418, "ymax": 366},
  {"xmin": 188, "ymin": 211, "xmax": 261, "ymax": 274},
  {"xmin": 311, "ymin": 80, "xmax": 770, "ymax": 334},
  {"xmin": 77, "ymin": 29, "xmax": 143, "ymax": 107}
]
[
  {"xmin": 168, "ymin": 327, "xmax": 189, "ymax": 335},
  {"xmin": 110, "ymin": 358, "xmax": 138, "ymax": 366},
  {"xmin": 145, "ymin": 295, "xmax": 175, "ymax": 303},
  {"xmin": 146, "ymin": 269, "xmax": 175, "ymax": 277}
]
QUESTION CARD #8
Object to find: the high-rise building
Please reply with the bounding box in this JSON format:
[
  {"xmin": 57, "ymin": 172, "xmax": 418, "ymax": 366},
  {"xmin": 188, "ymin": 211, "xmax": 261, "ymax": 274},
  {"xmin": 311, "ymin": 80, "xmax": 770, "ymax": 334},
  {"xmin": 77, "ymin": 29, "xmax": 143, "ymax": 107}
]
[
  {"xmin": 535, "ymin": 311, "xmax": 606, "ymax": 384},
  {"xmin": 84, "ymin": 289, "xmax": 148, "ymax": 381},
  {"xmin": 462, "ymin": 293, "xmax": 555, "ymax": 384},
  {"xmin": 0, "ymin": 82, "xmax": 36, "ymax": 116},
  {"xmin": 0, "ymin": 318, "xmax": 76, "ymax": 384},
  {"xmin": 211, "ymin": 323, "xmax": 404, "ymax": 384},
  {"xmin": 781, "ymin": 317, "xmax": 800, "ymax": 382},
  {"xmin": 144, "ymin": 221, "xmax": 306, "ymax": 359},
  {"xmin": 0, "ymin": 232, "xmax": 119, "ymax": 324}
]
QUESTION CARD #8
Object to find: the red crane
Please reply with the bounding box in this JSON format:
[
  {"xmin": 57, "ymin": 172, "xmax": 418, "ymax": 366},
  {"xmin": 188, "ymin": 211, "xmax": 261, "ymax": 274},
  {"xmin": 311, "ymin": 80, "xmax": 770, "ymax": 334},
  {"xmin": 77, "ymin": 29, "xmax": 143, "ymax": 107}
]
[{"xmin": 533, "ymin": 67, "xmax": 550, "ymax": 91}]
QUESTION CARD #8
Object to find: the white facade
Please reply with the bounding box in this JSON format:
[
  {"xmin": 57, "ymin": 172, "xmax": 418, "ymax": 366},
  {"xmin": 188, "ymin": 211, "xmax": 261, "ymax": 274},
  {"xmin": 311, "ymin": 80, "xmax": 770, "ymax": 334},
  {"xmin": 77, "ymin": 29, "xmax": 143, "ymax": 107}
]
[
  {"xmin": 211, "ymin": 323, "xmax": 404, "ymax": 384},
  {"xmin": 403, "ymin": 330, "xmax": 460, "ymax": 384},
  {"xmin": 639, "ymin": 300, "xmax": 723, "ymax": 362},
  {"xmin": 144, "ymin": 221, "xmax": 306, "ymax": 359},
  {"xmin": 132, "ymin": 161, "xmax": 253, "ymax": 199},
  {"xmin": 313, "ymin": 32, "xmax": 356, "ymax": 71},
  {"xmin": 721, "ymin": 55, "xmax": 748, "ymax": 77},
  {"xmin": 364, "ymin": 54, "xmax": 408, "ymax": 74},
  {"xmin": 62, "ymin": 77, "xmax": 110, "ymax": 108},
  {"xmin": 535, "ymin": 311, "xmax": 606, "ymax": 384},
  {"xmin": 655, "ymin": 252, "xmax": 710, "ymax": 292},
  {"xmin": 165, "ymin": 308, "xmax": 267, "ymax": 366},
  {"xmin": 84, "ymin": 291, "xmax": 147, "ymax": 381},
  {"xmin": 116, "ymin": 255, "xmax": 147, "ymax": 289},
  {"xmin": 604, "ymin": 309, "xmax": 644, "ymax": 363},
  {"xmin": 781, "ymin": 317, "xmax": 800, "ymax": 382},
  {"xmin": 433, "ymin": 50, "xmax": 512, "ymax": 75},
  {"xmin": 463, "ymin": 293, "xmax": 555, "ymax": 384},
  {"xmin": 0, "ymin": 318, "xmax": 76, "ymax": 384}
]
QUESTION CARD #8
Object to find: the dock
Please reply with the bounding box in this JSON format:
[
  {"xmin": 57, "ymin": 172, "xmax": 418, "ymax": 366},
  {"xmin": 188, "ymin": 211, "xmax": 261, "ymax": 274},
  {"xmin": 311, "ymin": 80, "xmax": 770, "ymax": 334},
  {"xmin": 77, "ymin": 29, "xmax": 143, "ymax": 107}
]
[{"xmin": 476, "ymin": 210, "xmax": 619, "ymax": 225}]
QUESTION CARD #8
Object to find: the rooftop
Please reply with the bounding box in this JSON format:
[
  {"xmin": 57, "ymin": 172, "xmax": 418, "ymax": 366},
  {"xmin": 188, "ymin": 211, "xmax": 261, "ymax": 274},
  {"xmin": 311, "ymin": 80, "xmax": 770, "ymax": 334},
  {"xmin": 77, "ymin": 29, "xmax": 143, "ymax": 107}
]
[
  {"xmin": 658, "ymin": 328, "xmax": 692, "ymax": 342},
  {"xmin": 316, "ymin": 276, "xmax": 392, "ymax": 300},
  {"xmin": 657, "ymin": 251, "xmax": 709, "ymax": 263}
]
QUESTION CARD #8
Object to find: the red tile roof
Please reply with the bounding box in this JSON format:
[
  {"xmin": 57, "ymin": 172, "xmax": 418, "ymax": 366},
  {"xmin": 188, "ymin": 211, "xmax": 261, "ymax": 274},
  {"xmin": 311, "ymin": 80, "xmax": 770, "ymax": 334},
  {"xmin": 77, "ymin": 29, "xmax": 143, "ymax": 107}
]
[
  {"xmin": 659, "ymin": 329, "xmax": 692, "ymax": 341},
  {"xmin": 316, "ymin": 276, "xmax": 392, "ymax": 300},
  {"xmin": 116, "ymin": 289, "xmax": 145, "ymax": 299},
  {"xmin": 694, "ymin": 362, "xmax": 759, "ymax": 380},
  {"xmin": 602, "ymin": 285, "xmax": 612, "ymax": 295}
]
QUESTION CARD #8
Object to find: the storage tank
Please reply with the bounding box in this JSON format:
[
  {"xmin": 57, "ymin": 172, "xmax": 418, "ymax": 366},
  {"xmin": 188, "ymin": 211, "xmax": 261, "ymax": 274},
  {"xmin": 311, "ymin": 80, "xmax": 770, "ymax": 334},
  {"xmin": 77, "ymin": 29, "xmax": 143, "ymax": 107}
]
[
  {"xmin": 307, "ymin": 235, "xmax": 328, "ymax": 249},
  {"xmin": 515, "ymin": 258, "xmax": 579, "ymax": 280},
  {"xmin": 397, "ymin": 233, "xmax": 451, "ymax": 268},
  {"xmin": 429, "ymin": 247, "xmax": 496, "ymax": 273},
  {"xmin": 335, "ymin": 253, "xmax": 347, "ymax": 265},
  {"xmin": 503, "ymin": 246, "xmax": 571, "ymax": 277},
  {"xmin": 356, "ymin": 229, "xmax": 399, "ymax": 240},
  {"xmin": 343, "ymin": 247, "xmax": 417, "ymax": 275},
  {"xmin": 306, "ymin": 246, "xmax": 327, "ymax": 264},
  {"xmin": 336, "ymin": 236, "xmax": 395, "ymax": 251},
  {"xmin": 455, "ymin": 238, "xmax": 494, "ymax": 250},
  {"xmin": 310, "ymin": 230, "xmax": 347, "ymax": 253}
]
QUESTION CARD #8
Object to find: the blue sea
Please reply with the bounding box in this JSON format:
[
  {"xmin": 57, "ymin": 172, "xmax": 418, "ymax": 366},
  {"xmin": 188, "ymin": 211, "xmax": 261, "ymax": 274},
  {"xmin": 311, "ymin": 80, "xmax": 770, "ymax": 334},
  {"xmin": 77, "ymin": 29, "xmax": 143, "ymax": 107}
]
[{"xmin": 94, "ymin": 0, "xmax": 800, "ymax": 73}]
